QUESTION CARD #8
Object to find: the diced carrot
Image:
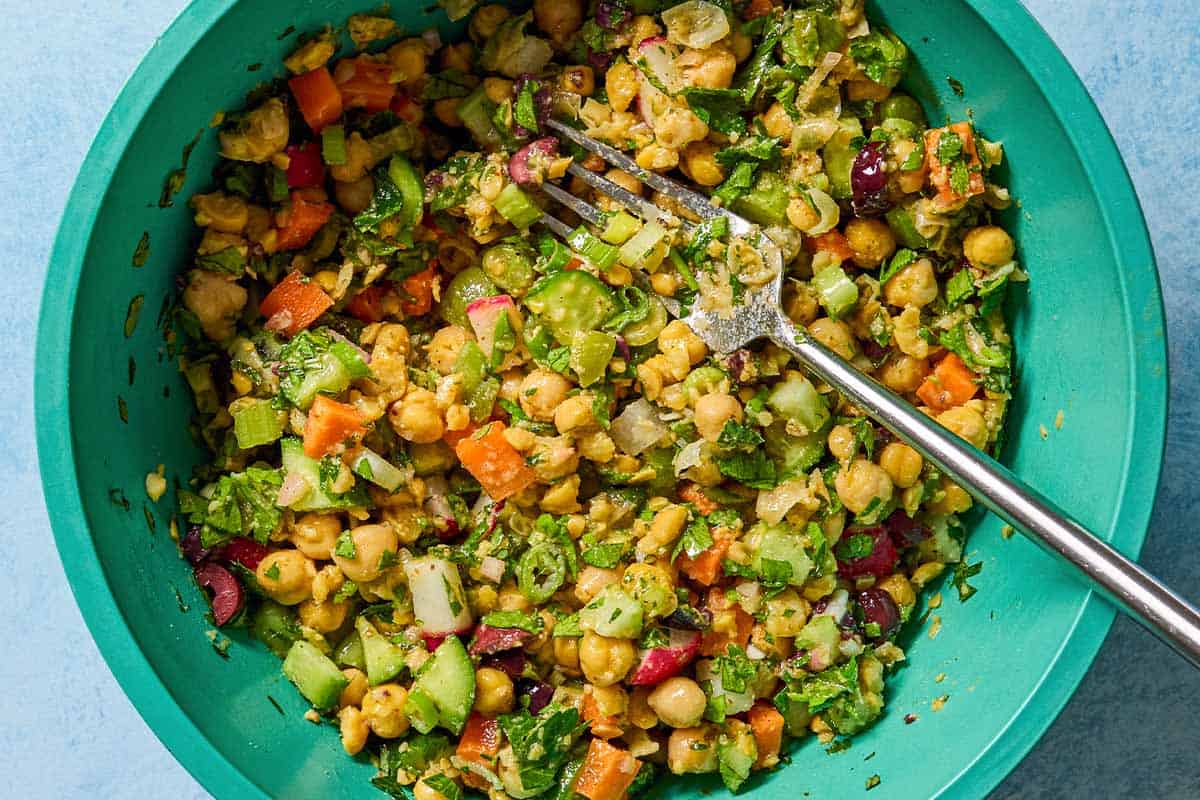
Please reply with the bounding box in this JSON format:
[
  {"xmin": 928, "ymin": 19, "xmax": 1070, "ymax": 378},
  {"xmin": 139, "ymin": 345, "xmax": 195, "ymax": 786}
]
[
  {"xmin": 303, "ymin": 395, "xmax": 367, "ymax": 458},
  {"xmin": 443, "ymin": 422, "xmax": 479, "ymax": 449},
  {"xmin": 574, "ymin": 738, "xmax": 641, "ymax": 800},
  {"xmin": 399, "ymin": 266, "xmax": 439, "ymax": 317},
  {"xmin": 747, "ymin": 702, "xmax": 785, "ymax": 768},
  {"xmin": 582, "ymin": 690, "xmax": 621, "ymax": 739},
  {"xmin": 259, "ymin": 270, "xmax": 333, "ymax": 336},
  {"xmin": 346, "ymin": 282, "xmax": 395, "ymax": 323},
  {"xmin": 742, "ymin": 0, "xmax": 779, "ymax": 20},
  {"xmin": 275, "ymin": 191, "xmax": 335, "ymax": 251},
  {"xmin": 678, "ymin": 482, "xmax": 720, "ymax": 516},
  {"xmin": 334, "ymin": 56, "xmax": 397, "ymax": 112},
  {"xmin": 805, "ymin": 230, "xmax": 856, "ymax": 263},
  {"xmin": 916, "ymin": 352, "xmax": 978, "ymax": 412},
  {"xmin": 677, "ymin": 532, "xmax": 733, "ymax": 587},
  {"xmin": 925, "ymin": 122, "xmax": 986, "ymax": 210},
  {"xmin": 288, "ymin": 67, "xmax": 343, "ymax": 132},
  {"xmin": 456, "ymin": 714, "xmax": 502, "ymax": 790},
  {"xmin": 454, "ymin": 422, "xmax": 537, "ymax": 501},
  {"xmin": 699, "ymin": 586, "xmax": 754, "ymax": 657}
]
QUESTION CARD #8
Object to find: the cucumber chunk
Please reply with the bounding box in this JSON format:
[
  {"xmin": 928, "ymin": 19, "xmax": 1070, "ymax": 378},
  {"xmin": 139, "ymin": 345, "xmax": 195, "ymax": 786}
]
[
  {"xmin": 356, "ymin": 616, "xmax": 408, "ymax": 686},
  {"xmin": 283, "ymin": 640, "xmax": 350, "ymax": 711},
  {"xmin": 410, "ymin": 635, "xmax": 476, "ymax": 734},
  {"xmin": 525, "ymin": 271, "xmax": 616, "ymax": 344}
]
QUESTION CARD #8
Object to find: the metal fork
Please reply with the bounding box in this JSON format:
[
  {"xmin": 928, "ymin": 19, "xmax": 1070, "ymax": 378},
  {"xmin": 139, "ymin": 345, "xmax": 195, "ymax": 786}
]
[{"xmin": 537, "ymin": 118, "xmax": 1200, "ymax": 668}]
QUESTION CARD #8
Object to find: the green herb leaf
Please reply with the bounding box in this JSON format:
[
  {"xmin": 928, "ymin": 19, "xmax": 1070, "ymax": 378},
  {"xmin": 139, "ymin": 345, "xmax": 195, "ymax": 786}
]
[{"xmin": 334, "ymin": 530, "xmax": 357, "ymax": 559}]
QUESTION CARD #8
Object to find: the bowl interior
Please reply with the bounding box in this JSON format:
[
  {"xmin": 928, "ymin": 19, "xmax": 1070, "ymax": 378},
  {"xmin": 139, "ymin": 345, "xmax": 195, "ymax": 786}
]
[{"xmin": 38, "ymin": 1, "xmax": 1166, "ymax": 798}]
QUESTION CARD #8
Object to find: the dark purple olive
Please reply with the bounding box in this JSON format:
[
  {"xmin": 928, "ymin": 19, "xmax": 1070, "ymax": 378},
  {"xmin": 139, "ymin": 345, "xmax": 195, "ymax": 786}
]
[
  {"xmin": 483, "ymin": 649, "xmax": 527, "ymax": 680},
  {"xmin": 856, "ymin": 588, "xmax": 901, "ymax": 641},
  {"xmin": 851, "ymin": 141, "xmax": 891, "ymax": 217},
  {"xmin": 516, "ymin": 678, "xmax": 555, "ymax": 714},
  {"xmin": 587, "ymin": 50, "xmax": 615, "ymax": 71},
  {"xmin": 665, "ymin": 604, "xmax": 711, "ymax": 631},
  {"xmin": 181, "ymin": 525, "xmax": 210, "ymax": 565},
  {"xmin": 596, "ymin": 0, "xmax": 630, "ymax": 30},
  {"xmin": 860, "ymin": 338, "xmax": 889, "ymax": 365},
  {"xmin": 884, "ymin": 509, "xmax": 929, "ymax": 548},
  {"xmin": 195, "ymin": 562, "xmax": 244, "ymax": 626}
]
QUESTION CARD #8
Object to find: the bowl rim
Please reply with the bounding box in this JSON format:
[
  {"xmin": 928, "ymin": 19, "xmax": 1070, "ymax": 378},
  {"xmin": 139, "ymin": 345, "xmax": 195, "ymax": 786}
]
[{"xmin": 35, "ymin": 1, "xmax": 1167, "ymax": 798}]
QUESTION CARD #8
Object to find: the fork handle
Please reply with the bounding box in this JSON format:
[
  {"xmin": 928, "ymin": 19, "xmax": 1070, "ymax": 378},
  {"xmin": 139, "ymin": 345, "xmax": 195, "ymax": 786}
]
[{"xmin": 770, "ymin": 315, "xmax": 1200, "ymax": 669}]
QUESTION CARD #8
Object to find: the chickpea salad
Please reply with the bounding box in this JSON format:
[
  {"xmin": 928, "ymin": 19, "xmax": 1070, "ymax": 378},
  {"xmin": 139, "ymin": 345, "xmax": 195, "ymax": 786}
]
[{"xmin": 171, "ymin": 1, "xmax": 1023, "ymax": 798}]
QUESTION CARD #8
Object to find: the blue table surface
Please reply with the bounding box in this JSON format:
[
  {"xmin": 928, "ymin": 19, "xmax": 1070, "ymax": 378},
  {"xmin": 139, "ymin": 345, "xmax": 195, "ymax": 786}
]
[{"xmin": 2, "ymin": 0, "xmax": 1197, "ymax": 797}]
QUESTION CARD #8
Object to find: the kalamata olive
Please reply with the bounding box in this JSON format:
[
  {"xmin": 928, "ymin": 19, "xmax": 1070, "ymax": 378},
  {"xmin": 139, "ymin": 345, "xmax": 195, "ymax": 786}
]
[
  {"xmin": 482, "ymin": 649, "xmax": 527, "ymax": 680},
  {"xmin": 516, "ymin": 678, "xmax": 555, "ymax": 714},
  {"xmin": 508, "ymin": 137, "xmax": 559, "ymax": 186},
  {"xmin": 195, "ymin": 562, "xmax": 244, "ymax": 626},
  {"xmin": 884, "ymin": 509, "xmax": 929, "ymax": 548},
  {"xmin": 216, "ymin": 537, "xmax": 269, "ymax": 571},
  {"xmin": 665, "ymin": 604, "xmax": 711, "ymax": 631},
  {"xmin": 596, "ymin": 0, "xmax": 630, "ymax": 30},
  {"xmin": 836, "ymin": 526, "xmax": 899, "ymax": 579},
  {"xmin": 181, "ymin": 525, "xmax": 210, "ymax": 565},
  {"xmin": 851, "ymin": 140, "xmax": 891, "ymax": 217},
  {"xmin": 469, "ymin": 623, "xmax": 535, "ymax": 655},
  {"xmin": 856, "ymin": 588, "xmax": 901, "ymax": 640}
]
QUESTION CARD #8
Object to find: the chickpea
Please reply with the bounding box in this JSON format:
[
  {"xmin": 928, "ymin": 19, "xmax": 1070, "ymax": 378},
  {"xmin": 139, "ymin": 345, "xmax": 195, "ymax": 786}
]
[
  {"xmin": 659, "ymin": 320, "xmax": 707, "ymax": 366},
  {"xmin": 937, "ymin": 405, "xmax": 989, "ymax": 449},
  {"xmin": 190, "ymin": 192, "xmax": 249, "ymax": 233},
  {"xmin": 554, "ymin": 394, "xmax": 596, "ymax": 434},
  {"xmin": 298, "ymin": 598, "xmax": 351, "ymax": 633},
  {"xmin": 750, "ymin": 623, "xmax": 793, "ymax": 660},
  {"xmin": 963, "ymin": 225, "xmax": 1015, "ymax": 267},
  {"xmin": 694, "ymin": 392, "xmax": 743, "ymax": 443},
  {"xmin": 438, "ymin": 235, "xmax": 478, "ymax": 275},
  {"xmin": 440, "ymin": 41, "xmax": 474, "ymax": 73},
  {"xmin": 577, "ymin": 431, "xmax": 616, "ymax": 464},
  {"xmin": 470, "ymin": 4, "xmax": 510, "ymax": 42},
  {"xmin": 844, "ymin": 218, "xmax": 897, "ymax": 269},
  {"xmin": 474, "ymin": 667, "xmax": 516, "ymax": 715},
  {"xmin": 827, "ymin": 423, "xmax": 857, "ymax": 462},
  {"xmin": 681, "ymin": 141, "xmax": 725, "ymax": 187},
  {"xmin": 629, "ymin": 686, "xmax": 658, "ymax": 729},
  {"xmin": 426, "ymin": 325, "xmax": 472, "ymax": 375},
  {"xmin": 433, "ymin": 97, "xmax": 464, "ymax": 127},
  {"xmin": 835, "ymin": 458, "xmax": 895, "ymax": 515},
  {"xmin": 879, "ymin": 354, "xmax": 929, "ymax": 394},
  {"xmin": 606, "ymin": 62, "xmax": 640, "ymax": 114},
  {"xmin": 760, "ymin": 102, "xmax": 793, "ymax": 139},
  {"xmin": 650, "ymin": 272, "xmax": 679, "ymax": 296},
  {"xmin": 533, "ymin": 0, "xmax": 584, "ymax": 44},
  {"xmin": 339, "ymin": 706, "xmax": 370, "ymax": 755},
  {"xmin": 388, "ymin": 388, "xmax": 444, "ymax": 443},
  {"xmin": 334, "ymin": 176, "xmax": 375, "ymax": 215},
  {"xmin": 362, "ymin": 684, "xmax": 410, "ymax": 739},
  {"xmin": 291, "ymin": 512, "xmax": 342, "ymax": 560},
  {"xmin": 519, "ymin": 369, "xmax": 572, "ymax": 422},
  {"xmin": 387, "ymin": 38, "xmax": 428, "ymax": 86},
  {"xmin": 878, "ymin": 442, "xmax": 924, "ymax": 489},
  {"xmin": 219, "ymin": 98, "xmax": 289, "ymax": 163},
  {"xmin": 579, "ymin": 632, "xmax": 636, "ymax": 687},
  {"xmin": 554, "ymin": 636, "xmax": 581, "ymax": 671},
  {"xmin": 677, "ymin": 46, "xmax": 737, "ymax": 89},
  {"xmin": 883, "ymin": 257, "xmax": 938, "ymax": 308},
  {"xmin": 574, "ymin": 565, "xmax": 621, "ymax": 605},
  {"xmin": 622, "ymin": 563, "xmax": 677, "ymax": 619},
  {"xmin": 763, "ymin": 588, "xmax": 810, "ymax": 637},
  {"xmin": 498, "ymin": 580, "xmax": 533, "ymax": 612},
  {"xmin": 183, "ymin": 269, "xmax": 248, "ymax": 342},
  {"xmin": 876, "ymin": 573, "xmax": 917, "ymax": 609},
  {"xmin": 541, "ymin": 474, "xmax": 582, "ymax": 514},
  {"xmin": 330, "ymin": 132, "xmax": 372, "ymax": 183},
  {"xmin": 637, "ymin": 504, "xmax": 689, "ymax": 554},
  {"xmin": 648, "ymin": 677, "xmax": 706, "ymax": 729},
  {"xmin": 483, "ymin": 77, "xmax": 514, "ymax": 105},
  {"xmin": 729, "ymin": 28, "xmax": 753, "ymax": 62},
  {"xmin": 529, "ymin": 435, "xmax": 580, "ymax": 482},
  {"xmin": 560, "ymin": 65, "xmax": 595, "ymax": 97},
  {"xmin": 256, "ymin": 550, "xmax": 316, "ymax": 605},
  {"xmin": 284, "ymin": 37, "xmax": 335, "ymax": 74},
  {"xmin": 891, "ymin": 306, "xmax": 930, "ymax": 360},
  {"xmin": 636, "ymin": 143, "xmax": 680, "ymax": 172},
  {"xmin": 808, "ymin": 317, "xmax": 857, "ymax": 360},
  {"xmin": 332, "ymin": 523, "xmax": 399, "ymax": 584},
  {"xmin": 786, "ymin": 196, "xmax": 821, "ymax": 232},
  {"xmin": 339, "ymin": 668, "xmax": 369, "ymax": 709},
  {"xmin": 667, "ymin": 725, "xmax": 720, "ymax": 774}
]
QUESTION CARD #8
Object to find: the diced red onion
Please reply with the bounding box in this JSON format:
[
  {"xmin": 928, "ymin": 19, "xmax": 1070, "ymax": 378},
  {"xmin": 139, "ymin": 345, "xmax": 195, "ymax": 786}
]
[
  {"xmin": 516, "ymin": 678, "xmax": 555, "ymax": 714},
  {"xmin": 264, "ymin": 309, "xmax": 294, "ymax": 334}
]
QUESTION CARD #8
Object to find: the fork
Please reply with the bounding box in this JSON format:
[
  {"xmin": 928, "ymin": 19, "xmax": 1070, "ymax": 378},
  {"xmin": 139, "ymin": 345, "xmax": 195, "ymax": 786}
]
[{"xmin": 536, "ymin": 118, "xmax": 1200, "ymax": 668}]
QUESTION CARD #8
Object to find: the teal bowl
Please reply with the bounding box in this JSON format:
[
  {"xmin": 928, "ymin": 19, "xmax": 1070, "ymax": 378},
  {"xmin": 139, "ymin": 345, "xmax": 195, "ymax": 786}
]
[{"xmin": 36, "ymin": 1, "xmax": 1166, "ymax": 798}]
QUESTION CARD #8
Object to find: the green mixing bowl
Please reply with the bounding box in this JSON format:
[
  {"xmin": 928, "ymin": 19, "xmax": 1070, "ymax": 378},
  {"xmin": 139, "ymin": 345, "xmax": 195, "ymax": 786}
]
[{"xmin": 36, "ymin": 1, "xmax": 1166, "ymax": 797}]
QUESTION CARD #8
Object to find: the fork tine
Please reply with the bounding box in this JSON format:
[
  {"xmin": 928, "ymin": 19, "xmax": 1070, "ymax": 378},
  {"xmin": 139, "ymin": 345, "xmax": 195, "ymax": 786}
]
[
  {"xmin": 538, "ymin": 211, "xmax": 574, "ymax": 240},
  {"xmin": 562, "ymin": 163, "xmax": 687, "ymax": 230},
  {"xmin": 541, "ymin": 181, "xmax": 605, "ymax": 227},
  {"xmin": 547, "ymin": 119, "xmax": 725, "ymax": 225}
]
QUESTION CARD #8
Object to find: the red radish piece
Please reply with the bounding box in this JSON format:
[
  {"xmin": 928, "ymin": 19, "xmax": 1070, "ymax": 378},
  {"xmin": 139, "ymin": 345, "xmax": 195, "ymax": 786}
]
[
  {"xmin": 406, "ymin": 556, "xmax": 475, "ymax": 636},
  {"xmin": 469, "ymin": 624, "xmax": 535, "ymax": 656},
  {"xmin": 637, "ymin": 36, "xmax": 682, "ymax": 93},
  {"xmin": 216, "ymin": 537, "xmax": 270, "ymax": 571},
  {"xmin": 465, "ymin": 295, "xmax": 521, "ymax": 358},
  {"xmin": 285, "ymin": 142, "xmax": 325, "ymax": 188},
  {"xmin": 630, "ymin": 628, "xmax": 701, "ymax": 686},
  {"xmin": 836, "ymin": 527, "xmax": 899, "ymax": 579},
  {"xmin": 508, "ymin": 137, "xmax": 559, "ymax": 186},
  {"xmin": 422, "ymin": 634, "xmax": 446, "ymax": 652},
  {"xmin": 195, "ymin": 563, "xmax": 244, "ymax": 626}
]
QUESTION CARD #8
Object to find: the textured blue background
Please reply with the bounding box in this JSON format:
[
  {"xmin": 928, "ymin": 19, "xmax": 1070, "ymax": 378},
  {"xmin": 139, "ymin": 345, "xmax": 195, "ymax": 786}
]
[{"xmin": 1, "ymin": 0, "xmax": 1197, "ymax": 797}]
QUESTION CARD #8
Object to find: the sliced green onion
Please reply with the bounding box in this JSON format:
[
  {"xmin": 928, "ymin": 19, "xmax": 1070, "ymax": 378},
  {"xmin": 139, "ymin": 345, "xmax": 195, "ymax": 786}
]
[
  {"xmin": 537, "ymin": 234, "xmax": 573, "ymax": 272},
  {"xmin": 267, "ymin": 165, "xmax": 289, "ymax": 203},
  {"xmin": 351, "ymin": 448, "xmax": 407, "ymax": 492},
  {"xmin": 600, "ymin": 211, "xmax": 642, "ymax": 245},
  {"xmin": 811, "ymin": 264, "xmax": 859, "ymax": 320},
  {"xmin": 669, "ymin": 247, "xmax": 700, "ymax": 291},
  {"xmin": 618, "ymin": 219, "xmax": 669, "ymax": 270},
  {"xmin": 321, "ymin": 124, "xmax": 347, "ymax": 166},
  {"xmin": 567, "ymin": 225, "xmax": 620, "ymax": 270},
  {"xmin": 495, "ymin": 183, "xmax": 542, "ymax": 229},
  {"xmin": 232, "ymin": 399, "xmax": 283, "ymax": 449},
  {"xmin": 457, "ymin": 86, "xmax": 501, "ymax": 149}
]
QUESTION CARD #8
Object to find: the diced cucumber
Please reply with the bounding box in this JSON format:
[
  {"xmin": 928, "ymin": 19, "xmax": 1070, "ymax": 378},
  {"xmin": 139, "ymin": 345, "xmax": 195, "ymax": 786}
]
[
  {"xmin": 764, "ymin": 421, "xmax": 828, "ymax": 476},
  {"xmin": 457, "ymin": 86, "xmax": 501, "ymax": 149},
  {"xmin": 580, "ymin": 585, "xmax": 644, "ymax": 638},
  {"xmin": 441, "ymin": 267, "xmax": 499, "ymax": 328},
  {"xmin": 733, "ymin": 171, "xmax": 790, "ymax": 226},
  {"xmin": 282, "ymin": 352, "xmax": 351, "ymax": 410},
  {"xmin": 620, "ymin": 294, "xmax": 669, "ymax": 347},
  {"xmin": 811, "ymin": 264, "xmax": 858, "ymax": 319},
  {"xmin": 232, "ymin": 399, "xmax": 283, "ymax": 449},
  {"xmin": 387, "ymin": 155, "xmax": 424, "ymax": 233},
  {"xmin": 355, "ymin": 616, "xmax": 408, "ymax": 686},
  {"xmin": 405, "ymin": 687, "xmax": 440, "ymax": 734},
  {"xmin": 410, "ymin": 635, "xmax": 476, "ymax": 734},
  {"xmin": 567, "ymin": 226, "xmax": 620, "ymax": 270},
  {"xmin": 482, "ymin": 241, "xmax": 537, "ymax": 297},
  {"xmin": 570, "ymin": 330, "xmax": 616, "ymax": 387},
  {"xmin": 525, "ymin": 271, "xmax": 616, "ymax": 344},
  {"xmin": 351, "ymin": 448, "xmax": 407, "ymax": 492},
  {"xmin": 601, "ymin": 211, "xmax": 641, "ymax": 245},
  {"xmin": 767, "ymin": 374, "xmax": 830, "ymax": 435},
  {"xmin": 333, "ymin": 629, "xmax": 366, "ymax": 671},
  {"xmin": 885, "ymin": 205, "xmax": 929, "ymax": 249},
  {"xmin": 252, "ymin": 600, "xmax": 300, "ymax": 659},
  {"xmin": 750, "ymin": 525, "xmax": 814, "ymax": 587},
  {"xmin": 823, "ymin": 118, "xmax": 864, "ymax": 199},
  {"xmin": 795, "ymin": 614, "xmax": 841, "ymax": 667},
  {"xmin": 280, "ymin": 437, "xmax": 364, "ymax": 511},
  {"xmin": 409, "ymin": 441, "xmax": 455, "ymax": 476},
  {"xmin": 282, "ymin": 640, "xmax": 350, "ymax": 711}
]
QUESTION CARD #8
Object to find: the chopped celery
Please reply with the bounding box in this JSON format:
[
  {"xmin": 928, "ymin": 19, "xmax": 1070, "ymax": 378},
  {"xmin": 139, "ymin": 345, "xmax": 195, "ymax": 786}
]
[
  {"xmin": 570, "ymin": 330, "xmax": 616, "ymax": 387},
  {"xmin": 767, "ymin": 373, "xmax": 830, "ymax": 435},
  {"xmin": 668, "ymin": 248, "xmax": 700, "ymax": 291},
  {"xmin": 823, "ymin": 118, "xmax": 864, "ymax": 199},
  {"xmin": 321, "ymin": 124, "xmax": 347, "ymax": 165},
  {"xmin": 351, "ymin": 448, "xmax": 407, "ymax": 492},
  {"xmin": 600, "ymin": 211, "xmax": 641, "ymax": 245},
  {"xmin": 567, "ymin": 226, "xmax": 620, "ymax": 270},
  {"xmin": 495, "ymin": 183, "xmax": 542, "ymax": 229},
  {"xmin": 457, "ymin": 86, "xmax": 501, "ymax": 149},
  {"xmin": 232, "ymin": 399, "xmax": 283, "ymax": 449},
  {"xmin": 453, "ymin": 341, "xmax": 488, "ymax": 395},
  {"xmin": 386, "ymin": 156, "xmax": 425, "ymax": 233},
  {"xmin": 885, "ymin": 206, "xmax": 929, "ymax": 249},
  {"xmin": 811, "ymin": 264, "xmax": 858, "ymax": 319},
  {"xmin": 618, "ymin": 219, "xmax": 669, "ymax": 270}
]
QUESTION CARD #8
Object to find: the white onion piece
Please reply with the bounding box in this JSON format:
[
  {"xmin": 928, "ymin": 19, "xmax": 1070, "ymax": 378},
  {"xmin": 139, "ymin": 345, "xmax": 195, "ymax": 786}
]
[
  {"xmin": 755, "ymin": 477, "xmax": 811, "ymax": 524},
  {"xmin": 610, "ymin": 399, "xmax": 669, "ymax": 456},
  {"xmin": 734, "ymin": 580, "xmax": 761, "ymax": 614},
  {"xmin": 422, "ymin": 28, "xmax": 443, "ymax": 50},
  {"xmin": 662, "ymin": 1, "xmax": 730, "ymax": 49},
  {"xmin": 673, "ymin": 439, "xmax": 705, "ymax": 475},
  {"xmin": 802, "ymin": 188, "xmax": 841, "ymax": 236},
  {"xmin": 795, "ymin": 51, "xmax": 843, "ymax": 109},
  {"xmin": 815, "ymin": 588, "xmax": 850, "ymax": 621},
  {"xmin": 479, "ymin": 556, "xmax": 507, "ymax": 583},
  {"xmin": 846, "ymin": 17, "xmax": 871, "ymax": 38},
  {"xmin": 424, "ymin": 492, "xmax": 453, "ymax": 522}
]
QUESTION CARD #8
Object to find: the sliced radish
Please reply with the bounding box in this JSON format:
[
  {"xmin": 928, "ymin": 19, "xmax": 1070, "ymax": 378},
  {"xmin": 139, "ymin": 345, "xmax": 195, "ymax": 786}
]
[
  {"xmin": 629, "ymin": 628, "xmax": 701, "ymax": 685},
  {"xmin": 636, "ymin": 36, "xmax": 682, "ymax": 94},
  {"xmin": 509, "ymin": 137, "xmax": 559, "ymax": 187},
  {"xmin": 406, "ymin": 556, "xmax": 474, "ymax": 636},
  {"xmin": 465, "ymin": 295, "xmax": 522, "ymax": 358}
]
